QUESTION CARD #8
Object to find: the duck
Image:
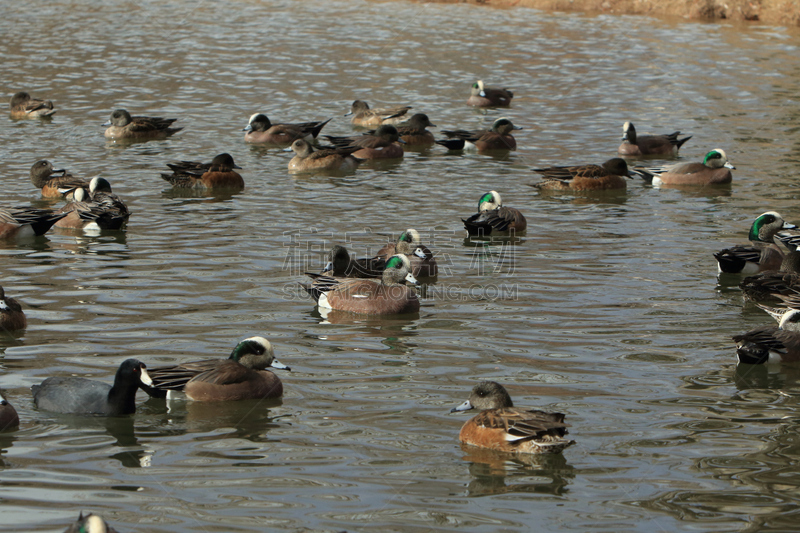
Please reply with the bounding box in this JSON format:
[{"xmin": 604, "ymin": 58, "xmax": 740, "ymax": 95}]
[
  {"xmin": 739, "ymin": 234, "xmax": 800, "ymax": 302},
  {"xmin": 533, "ymin": 158, "xmax": 633, "ymax": 191},
  {"xmin": 103, "ymin": 109, "xmax": 182, "ymax": 140},
  {"xmin": 381, "ymin": 113, "xmax": 436, "ymax": 146},
  {"xmin": 9, "ymin": 91, "xmax": 56, "ymax": 118},
  {"xmin": 323, "ymin": 125, "xmax": 405, "ymax": 159},
  {"xmin": 450, "ymin": 381, "xmax": 575, "ymax": 454},
  {"xmin": 304, "ymin": 254, "xmax": 420, "ymax": 315},
  {"xmin": 29, "ymin": 160, "xmax": 90, "ymax": 198},
  {"xmin": 32, "ymin": 359, "xmax": 152, "ymax": 416},
  {"xmin": 345, "ymin": 100, "xmax": 412, "ymax": 127},
  {"xmin": 437, "ymin": 118, "xmax": 521, "ymax": 152},
  {"xmin": 243, "ymin": 113, "xmax": 331, "ymax": 145},
  {"xmin": 631, "ymin": 148, "xmax": 734, "ymax": 186},
  {"xmin": 733, "ymin": 308, "xmax": 800, "ymax": 365},
  {"xmin": 161, "ymin": 153, "xmax": 244, "ymax": 190},
  {"xmin": 466, "ymin": 80, "xmax": 513, "ymax": 107},
  {"xmin": 617, "ymin": 121, "xmax": 692, "ymax": 156},
  {"xmin": 714, "ymin": 211, "xmax": 796, "ymax": 275},
  {"xmin": 140, "ymin": 337, "xmax": 289, "ymax": 402},
  {"xmin": 319, "ymin": 244, "xmax": 384, "ymax": 278},
  {"xmin": 0, "ymin": 285, "xmax": 27, "ymax": 331},
  {"xmin": 373, "ymin": 229, "xmax": 437, "ymax": 277},
  {"xmin": 55, "ymin": 183, "xmax": 129, "ymax": 232},
  {"xmin": 462, "ymin": 191, "xmax": 527, "ymax": 236},
  {"xmin": 287, "ymin": 139, "xmax": 363, "ymax": 172},
  {"xmin": 0, "ymin": 390, "xmax": 19, "ymax": 430},
  {"xmin": 0, "ymin": 206, "xmax": 67, "ymax": 240},
  {"xmin": 63, "ymin": 512, "xmax": 119, "ymax": 533}
]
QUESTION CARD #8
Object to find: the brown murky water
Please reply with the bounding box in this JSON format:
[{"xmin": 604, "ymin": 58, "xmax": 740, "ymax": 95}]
[{"xmin": 2, "ymin": 0, "xmax": 800, "ymax": 531}]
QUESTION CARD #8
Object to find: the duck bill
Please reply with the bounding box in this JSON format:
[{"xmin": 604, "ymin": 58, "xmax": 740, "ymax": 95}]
[
  {"xmin": 405, "ymin": 272, "xmax": 419, "ymax": 285},
  {"xmin": 450, "ymin": 399, "xmax": 473, "ymax": 413},
  {"xmin": 139, "ymin": 366, "xmax": 153, "ymax": 386},
  {"xmin": 344, "ymin": 110, "xmax": 353, "ymax": 117},
  {"xmin": 413, "ymin": 248, "xmax": 427, "ymax": 259},
  {"xmin": 270, "ymin": 359, "xmax": 291, "ymax": 371},
  {"xmin": 724, "ymin": 162, "xmax": 736, "ymax": 169},
  {"xmin": 321, "ymin": 261, "xmax": 333, "ymax": 274},
  {"xmin": 512, "ymin": 125, "xmax": 523, "ymax": 130},
  {"xmin": 102, "ymin": 120, "xmax": 112, "ymax": 126},
  {"xmin": 243, "ymin": 124, "xmax": 253, "ymax": 132},
  {"xmin": 783, "ymin": 222, "xmax": 797, "ymax": 230}
]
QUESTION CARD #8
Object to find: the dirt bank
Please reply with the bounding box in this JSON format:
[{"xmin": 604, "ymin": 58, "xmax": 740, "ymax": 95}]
[{"xmin": 421, "ymin": 0, "xmax": 800, "ymax": 26}]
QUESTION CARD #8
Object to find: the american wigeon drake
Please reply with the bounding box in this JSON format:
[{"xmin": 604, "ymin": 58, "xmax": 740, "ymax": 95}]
[
  {"xmin": 64, "ymin": 512, "xmax": 119, "ymax": 533},
  {"xmin": 161, "ymin": 153, "xmax": 244, "ymax": 190},
  {"xmin": 29, "ymin": 160, "xmax": 90, "ymax": 198},
  {"xmin": 0, "ymin": 391, "xmax": 19, "ymax": 431},
  {"xmin": 0, "ymin": 285, "xmax": 27, "ymax": 332},
  {"xmin": 287, "ymin": 139, "xmax": 363, "ymax": 172},
  {"xmin": 632, "ymin": 149, "xmax": 734, "ymax": 186},
  {"xmin": 141, "ymin": 337, "xmax": 289, "ymax": 401},
  {"xmin": 32, "ymin": 359, "xmax": 152, "ymax": 416},
  {"xmin": 714, "ymin": 212, "xmax": 796, "ymax": 275},
  {"xmin": 451, "ymin": 381, "xmax": 575, "ymax": 454},
  {"xmin": 383, "ymin": 113, "xmax": 436, "ymax": 146},
  {"xmin": 733, "ymin": 308, "xmax": 800, "ymax": 365},
  {"xmin": 323, "ymin": 125, "xmax": 405, "ymax": 159},
  {"xmin": 617, "ymin": 121, "xmax": 692, "ymax": 156},
  {"xmin": 55, "ymin": 183, "xmax": 129, "ymax": 232},
  {"xmin": 345, "ymin": 100, "xmax": 412, "ymax": 127},
  {"xmin": 462, "ymin": 191, "xmax": 527, "ymax": 236},
  {"xmin": 103, "ymin": 109, "xmax": 182, "ymax": 140},
  {"xmin": 0, "ymin": 206, "xmax": 67, "ymax": 239},
  {"xmin": 466, "ymin": 80, "xmax": 513, "ymax": 107},
  {"xmin": 437, "ymin": 118, "xmax": 521, "ymax": 152},
  {"xmin": 9, "ymin": 91, "xmax": 56, "ymax": 118},
  {"xmin": 305, "ymin": 254, "xmax": 420, "ymax": 315},
  {"xmin": 533, "ymin": 158, "xmax": 633, "ymax": 191},
  {"xmin": 374, "ymin": 229, "xmax": 437, "ymax": 277},
  {"xmin": 243, "ymin": 113, "xmax": 332, "ymax": 145},
  {"xmin": 320, "ymin": 244, "xmax": 383, "ymax": 278}
]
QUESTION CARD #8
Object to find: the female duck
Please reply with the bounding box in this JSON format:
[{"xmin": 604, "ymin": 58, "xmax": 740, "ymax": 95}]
[
  {"xmin": 462, "ymin": 191, "xmax": 527, "ymax": 236},
  {"xmin": 305, "ymin": 254, "xmax": 420, "ymax": 315},
  {"xmin": 437, "ymin": 118, "xmax": 521, "ymax": 152},
  {"xmin": 29, "ymin": 160, "xmax": 89, "ymax": 198},
  {"xmin": 9, "ymin": 92, "xmax": 56, "ymax": 118},
  {"xmin": 287, "ymin": 139, "xmax": 362, "ymax": 172},
  {"xmin": 451, "ymin": 381, "xmax": 575, "ymax": 454},
  {"xmin": 617, "ymin": 121, "xmax": 691, "ymax": 156},
  {"xmin": 244, "ymin": 113, "xmax": 331, "ymax": 145},
  {"xmin": 161, "ymin": 153, "xmax": 244, "ymax": 190},
  {"xmin": 323, "ymin": 125, "xmax": 405, "ymax": 160},
  {"xmin": 345, "ymin": 100, "xmax": 412, "ymax": 127},
  {"xmin": 141, "ymin": 337, "xmax": 289, "ymax": 401},
  {"xmin": 534, "ymin": 158, "xmax": 633, "ymax": 191},
  {"xmin": 103, "ymin": 109, "xmax": 182, "ymax": 140}
]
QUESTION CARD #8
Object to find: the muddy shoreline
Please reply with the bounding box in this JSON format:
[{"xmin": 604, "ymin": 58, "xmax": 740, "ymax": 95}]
[{"xmin": 419, "ymin": 0, "xmax": 800, "ymax": 26}]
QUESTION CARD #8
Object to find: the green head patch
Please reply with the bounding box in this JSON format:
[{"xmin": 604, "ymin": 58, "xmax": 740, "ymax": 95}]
[{"xmin": 385, "ymin": 256, "xmax": 405, "ymax": 270}]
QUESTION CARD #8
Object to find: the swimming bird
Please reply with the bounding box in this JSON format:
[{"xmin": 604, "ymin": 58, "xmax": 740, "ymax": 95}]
[
  {"xmin": 29, "ymin": 160, "xmax": 89, "ymax": 198},
  {"xmin": 9, "ymin": 91, "xmax": 56, "ymax": 118},
  {"xmin": 631, "ymin": 149, "xmax": 734, "ymax": 186},
  {"xmin": 533, "ymin": 158, "xmax": 633, "ymax": 191},
  {"xmin": 63, "ymin": 512, "xmax": 119, "ymax": 533},
  {"xmin": 319, "ymin": 245, "xmax": 384, "ymax": 279},
  {"xmin": 466, "ymin": 80, "xmax": 513, "ymax": 107},
  {"xmin": 0, "ymin": 285, "xmax": 27, "ymax": 332},
  {"xmin": 382, "ymin": 113, "xmax": 437, "ymax": 146},
  {"xmin": 437, "ymin": 118, "xmax": 521, "ymax": 152},
  {"xmin": 304, "ymin": 254, "xmax": 420, "ymax": 315},
  {"xmin": 323, "ymin": 125, "xmax": 404, "ymax": 159},
  {"xmin": 714, "ymin": 212, "xmax": 796, "ymax": 275},
  {"xmin": 32, "ymin": 359, "xmax": 152, "ymax": 416},
  {"xmin": 345, "ymin": 100, "xmax": 412, "ymax": 127},
  {"xmin": 141, "ymin": 337, "xmax": 289, "ymax": 401},
  {"xmin": 0, "ymin": 206, "xmax": 67, "ymax": 239},
  {"xmin": 287, "ymin": 139, "xmax": 363, "ymax": 172},
  {"xmin": 103, "ymin": 109, "xmax": 182, "ymax": 140},
  {"xmin": 161, "ymin": 153, "xmax": 244, "ymax": 190},
  {"xmin": 0, "ymin": 390, "xmax": 19, "ymax": 430},
  {"xmin": 733, "ymin": 308, "xmax": 800, "ymax": 365},
  {"xmin": 462, "ymin": 191, "xmax": 527, "ymax": 236},
  {"xmin": 451, "ymin": 381, "xmax": 575, "ymax": 454},
  {"xmin": 372, "ymin": 229, "xmax": 437, "ymax": 277},
  {"xmin": 243, "ymin": 113, "xmax": 331, "ymax": 145},
  {"xmin": 55, "ymin": 184, "xmax": 129, "ymax": 232},
  {"xmin": 617, "ymin": 121, "xmax": 692, "ymax": 156}
]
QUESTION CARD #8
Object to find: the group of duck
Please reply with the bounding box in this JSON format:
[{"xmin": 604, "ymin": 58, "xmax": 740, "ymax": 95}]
[
  {"xmin": 4, "ymin": 79, "xmax": 745, "ymax": 529},
  {"xmin": 715, "ymin": 211, "xmax": 800, "ymax": 365}
]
